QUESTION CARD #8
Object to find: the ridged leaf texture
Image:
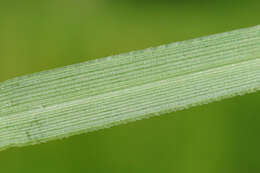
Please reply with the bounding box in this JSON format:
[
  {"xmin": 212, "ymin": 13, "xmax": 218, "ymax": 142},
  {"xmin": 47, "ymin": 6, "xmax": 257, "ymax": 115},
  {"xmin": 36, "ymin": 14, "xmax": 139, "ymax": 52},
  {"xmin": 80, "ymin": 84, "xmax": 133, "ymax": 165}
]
[{"xmin": 0, "ymin": 25, "xmax": 260, "ymax": 151}]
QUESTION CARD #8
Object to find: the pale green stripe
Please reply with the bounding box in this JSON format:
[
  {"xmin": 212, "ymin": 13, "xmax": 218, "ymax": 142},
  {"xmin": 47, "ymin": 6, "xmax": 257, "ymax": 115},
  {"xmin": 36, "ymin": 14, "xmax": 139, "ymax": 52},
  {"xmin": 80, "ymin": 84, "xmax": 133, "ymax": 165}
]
[{"xmin": 0, "ymin": 25, "xmax": 260, "ymax": 151}]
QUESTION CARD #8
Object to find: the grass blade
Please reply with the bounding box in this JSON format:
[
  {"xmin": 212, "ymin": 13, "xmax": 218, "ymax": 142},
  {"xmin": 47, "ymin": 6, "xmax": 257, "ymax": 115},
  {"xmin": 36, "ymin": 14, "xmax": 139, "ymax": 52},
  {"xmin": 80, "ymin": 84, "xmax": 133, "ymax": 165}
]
[{"xmin": 1, "ymin": 25, "xmax": 260, "ymax": 151}]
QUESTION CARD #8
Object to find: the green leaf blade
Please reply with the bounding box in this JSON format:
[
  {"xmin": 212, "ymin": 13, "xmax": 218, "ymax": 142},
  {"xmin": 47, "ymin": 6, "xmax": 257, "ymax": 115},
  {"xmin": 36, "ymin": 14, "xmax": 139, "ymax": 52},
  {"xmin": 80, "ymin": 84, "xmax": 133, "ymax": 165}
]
[{"xmin": 0, "ymin": 25, "xmax": 260, "ymax": 151}]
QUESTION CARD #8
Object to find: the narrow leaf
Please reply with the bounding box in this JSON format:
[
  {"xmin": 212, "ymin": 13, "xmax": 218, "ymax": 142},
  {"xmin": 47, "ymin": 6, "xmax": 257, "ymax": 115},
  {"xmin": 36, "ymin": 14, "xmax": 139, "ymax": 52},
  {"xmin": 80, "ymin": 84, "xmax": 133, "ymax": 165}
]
[{"xmin": 1, "ymin": 25, "xmax": 260, "ymax": 151}]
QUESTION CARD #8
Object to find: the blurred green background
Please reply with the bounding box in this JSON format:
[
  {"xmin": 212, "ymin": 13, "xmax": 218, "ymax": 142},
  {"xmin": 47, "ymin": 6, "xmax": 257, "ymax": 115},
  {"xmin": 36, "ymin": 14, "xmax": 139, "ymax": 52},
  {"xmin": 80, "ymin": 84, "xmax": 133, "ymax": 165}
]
[{"xmin": 0, "ymin": 0, "xmax": 260, "ymax": 172}]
